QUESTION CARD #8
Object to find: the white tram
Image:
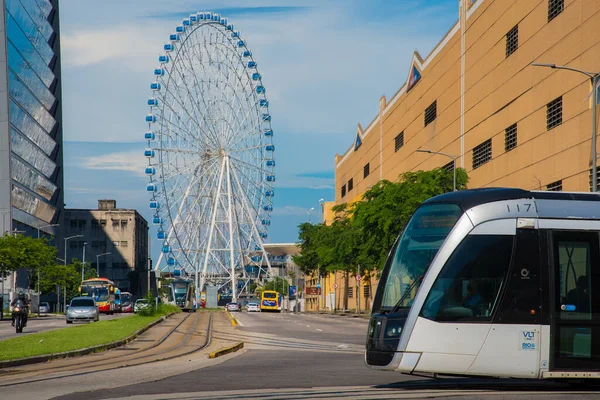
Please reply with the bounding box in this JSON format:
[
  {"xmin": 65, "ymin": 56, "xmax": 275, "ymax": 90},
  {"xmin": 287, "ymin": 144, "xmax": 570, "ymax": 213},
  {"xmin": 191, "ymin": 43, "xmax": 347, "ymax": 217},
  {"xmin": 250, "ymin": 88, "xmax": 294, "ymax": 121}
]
[
  {"xmin": 169, "ymin": 278, "xmax": 194, "ymax": 312},
  {"xmin": 366, "ymin": 188, "xmax": 600, "ymax": 379}
]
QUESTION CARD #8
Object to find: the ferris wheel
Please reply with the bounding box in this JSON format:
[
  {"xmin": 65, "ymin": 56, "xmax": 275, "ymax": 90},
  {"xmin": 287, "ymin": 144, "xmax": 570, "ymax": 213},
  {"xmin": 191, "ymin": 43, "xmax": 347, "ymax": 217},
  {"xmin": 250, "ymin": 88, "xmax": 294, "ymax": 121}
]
[{"xmin": 144, "ymin": 12, "xmax": 275, "ymax": 301}]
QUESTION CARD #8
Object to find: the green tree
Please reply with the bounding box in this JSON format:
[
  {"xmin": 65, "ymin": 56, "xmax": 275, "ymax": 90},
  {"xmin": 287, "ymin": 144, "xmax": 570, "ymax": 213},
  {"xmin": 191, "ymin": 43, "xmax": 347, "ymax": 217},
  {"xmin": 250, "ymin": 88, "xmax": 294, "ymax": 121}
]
[
  {"xmin": 295, "ymin": 168, "xmax": 469, "ymax": 310},
  {"xmin": 0, "ymin": 234, "xmax": 57, "ymax": 286},
  {"xmin": 261, "ymin": 276, "xmax": 289, "ymax": 296}
]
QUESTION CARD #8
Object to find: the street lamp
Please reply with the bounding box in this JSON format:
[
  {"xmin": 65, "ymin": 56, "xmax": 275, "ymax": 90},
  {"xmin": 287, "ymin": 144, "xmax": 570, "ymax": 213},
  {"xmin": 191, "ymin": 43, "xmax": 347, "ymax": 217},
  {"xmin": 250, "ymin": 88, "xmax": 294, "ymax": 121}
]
[
  {"xmin": 81, "ymin": 242, "xmax": 87, "ymax": 282},
  {"xmin": 96, "ymin": 252, "xmax": 111, "ymax": 277},
  {"xmin": 37, "ymin": 223, "xmax": 59, "ymax": 317},
  {"xmin": 531, "ymin": 62, "xmax": 600, "ymax": 192},
  {"xmin": 64, "ymin": 235, "xmax": 83, "ymax": 266},
  {"xmin": 307, "ymin": 207, "xmax": 315, "ymax": 224},
  {"xmin": 416, "ymin": 149, "xmax": 458, "ymax": 191}
]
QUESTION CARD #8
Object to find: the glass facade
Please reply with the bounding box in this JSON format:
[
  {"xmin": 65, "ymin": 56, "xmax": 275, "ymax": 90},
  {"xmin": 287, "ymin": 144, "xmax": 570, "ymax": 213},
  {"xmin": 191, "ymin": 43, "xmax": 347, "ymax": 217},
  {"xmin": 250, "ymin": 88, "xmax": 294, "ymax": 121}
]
[{"xmin": 3, "ymin": 0, "xmax": 63, "ymax": 231}]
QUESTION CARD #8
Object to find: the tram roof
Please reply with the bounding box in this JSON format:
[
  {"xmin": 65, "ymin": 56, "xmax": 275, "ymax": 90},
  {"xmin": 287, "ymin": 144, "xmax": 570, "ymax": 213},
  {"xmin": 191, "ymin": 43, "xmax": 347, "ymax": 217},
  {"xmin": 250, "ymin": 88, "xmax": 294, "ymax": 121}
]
[{"xmin": 423, "ymin": 188, "xmax": 600, "ymax": 211}]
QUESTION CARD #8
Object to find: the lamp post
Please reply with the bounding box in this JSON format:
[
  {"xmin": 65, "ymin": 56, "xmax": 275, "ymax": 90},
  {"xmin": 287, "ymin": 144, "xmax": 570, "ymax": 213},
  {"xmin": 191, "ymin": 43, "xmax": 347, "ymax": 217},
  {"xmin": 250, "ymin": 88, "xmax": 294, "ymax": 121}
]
[
  {"xmin": 64, "ymin": 235, "xmax": 83, "ymax": 266},
  {"xmin": 81, "ymin": 242, "xmax": 87, "ymax": 282},
  {"xmin": 37, "ymin": 223, "xmax": 59, "ymax": 317},
  {"xmin": 416, "ymin": 149, "xmax": 458, "ymax": 191},
  {"xmin": 531, "ymin": 62, "xmax": 600, "ymax": 192},
  {"xmin": 96, "ymin": 252, "xmax": 111, "ymax": 277},
  {"xmin": 307, "ymin": 207, "xmax": 315, "ymax": 224}
]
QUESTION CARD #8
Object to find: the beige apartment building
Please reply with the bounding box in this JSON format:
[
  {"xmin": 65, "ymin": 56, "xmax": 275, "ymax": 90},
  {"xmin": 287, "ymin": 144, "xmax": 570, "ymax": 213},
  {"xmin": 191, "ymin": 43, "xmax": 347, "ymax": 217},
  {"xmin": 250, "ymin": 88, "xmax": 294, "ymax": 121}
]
[
  {"xmin": 307, "ymin": 0, "xmax": 600, "ymax": 313},
  {"xmin": 64, "ymin": 200, "xmax": 149, "ymax": 292}
]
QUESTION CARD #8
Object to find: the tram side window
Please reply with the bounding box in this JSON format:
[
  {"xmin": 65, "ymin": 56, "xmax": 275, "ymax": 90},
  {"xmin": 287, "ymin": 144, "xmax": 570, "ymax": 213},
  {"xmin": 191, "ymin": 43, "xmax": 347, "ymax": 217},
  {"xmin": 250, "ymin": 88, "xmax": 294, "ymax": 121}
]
[
  {"xmin": 558, "ymin": 241, "xmax": 592, "ymax": 320},
  {"xmin": 421, "ymin": 235, "xmax": 514, "ymax": 322}
]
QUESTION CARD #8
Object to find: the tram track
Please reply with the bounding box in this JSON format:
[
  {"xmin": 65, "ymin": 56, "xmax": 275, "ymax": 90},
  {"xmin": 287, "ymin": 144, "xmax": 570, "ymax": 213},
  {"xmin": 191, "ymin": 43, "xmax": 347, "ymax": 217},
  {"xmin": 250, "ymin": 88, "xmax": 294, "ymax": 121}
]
[
  {"xmin": 0, "ymin": 312, "xmax": 214, "ymax": 387},
  {"xmin": 212, "ymin": 329, "xmax": 363, "ymax": 353}
]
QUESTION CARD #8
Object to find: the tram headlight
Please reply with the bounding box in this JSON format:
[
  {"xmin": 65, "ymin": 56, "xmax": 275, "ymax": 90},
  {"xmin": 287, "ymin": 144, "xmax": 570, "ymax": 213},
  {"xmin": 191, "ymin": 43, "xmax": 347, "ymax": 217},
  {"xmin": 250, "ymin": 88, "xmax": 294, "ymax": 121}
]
[{"xmin": 385, "ymin": 319, "xmax": 402, "ymax": 338}]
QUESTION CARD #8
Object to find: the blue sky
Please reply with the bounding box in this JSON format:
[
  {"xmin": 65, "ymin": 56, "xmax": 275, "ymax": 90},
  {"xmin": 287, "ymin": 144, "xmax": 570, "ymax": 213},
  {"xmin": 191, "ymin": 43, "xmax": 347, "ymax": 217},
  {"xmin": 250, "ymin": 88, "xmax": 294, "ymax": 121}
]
[{"xmin": 58, "ymin": 0, "xmax": 459, "ymax": 262}]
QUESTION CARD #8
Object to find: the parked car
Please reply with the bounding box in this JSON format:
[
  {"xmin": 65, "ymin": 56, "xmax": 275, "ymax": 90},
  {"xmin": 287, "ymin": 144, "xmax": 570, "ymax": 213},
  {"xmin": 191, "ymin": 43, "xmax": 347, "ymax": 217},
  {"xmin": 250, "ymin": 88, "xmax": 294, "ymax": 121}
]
[
  {"xmin": 39, "ymin": 302, "xmax": 50, "ymax": 314},
  {"xmin": 225, "ymin": 302, "xmax": 240, "ymax": 312},
  {"xmin": 247, "ymin": 303, "xmax": 260, "ymax": 312},
  {"xmin": 134, "ymin": 299, "xmax": 150, "ymax": 313},
  {"xmin": 66, "ymin": 297, "xmax": 99, "ymax": 324}
]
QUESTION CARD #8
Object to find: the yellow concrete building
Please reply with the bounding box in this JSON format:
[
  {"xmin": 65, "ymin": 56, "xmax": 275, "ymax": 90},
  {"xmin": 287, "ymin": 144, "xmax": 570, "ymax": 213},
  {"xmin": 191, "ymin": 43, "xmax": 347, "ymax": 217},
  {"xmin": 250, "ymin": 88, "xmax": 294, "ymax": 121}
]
[{"xmin": 307, "ymin": 0, "xmax": 600, "ymax": 313}]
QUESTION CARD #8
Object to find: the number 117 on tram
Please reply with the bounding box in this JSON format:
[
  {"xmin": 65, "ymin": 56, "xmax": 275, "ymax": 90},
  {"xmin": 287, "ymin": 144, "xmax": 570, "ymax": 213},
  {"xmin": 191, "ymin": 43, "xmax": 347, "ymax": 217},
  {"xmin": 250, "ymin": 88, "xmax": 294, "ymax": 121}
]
[{"xmin": 366, "ymin": 188, "xmax": 600, "ymax": 380}]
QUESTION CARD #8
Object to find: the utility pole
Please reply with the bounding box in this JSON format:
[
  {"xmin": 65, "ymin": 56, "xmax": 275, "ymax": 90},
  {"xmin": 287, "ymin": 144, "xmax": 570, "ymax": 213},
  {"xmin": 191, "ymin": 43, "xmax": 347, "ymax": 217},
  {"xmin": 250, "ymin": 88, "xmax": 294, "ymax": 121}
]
[
  {"xmin": 81, "ymin": 242, "xmax": 87, "ymax": 282},
  {"xmin": 356, "ymin": 264, "xmax": 361, "ymax": 315}
]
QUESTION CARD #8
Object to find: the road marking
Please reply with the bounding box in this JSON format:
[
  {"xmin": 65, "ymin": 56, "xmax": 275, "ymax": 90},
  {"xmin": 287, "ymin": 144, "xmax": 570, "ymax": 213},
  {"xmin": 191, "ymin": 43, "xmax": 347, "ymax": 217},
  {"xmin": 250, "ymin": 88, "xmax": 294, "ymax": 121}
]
[
  {"xmin": 316, "ymin": 329, "xmax": 323, "ymax": 332},
  {"xmin": 306, "ymin": 325, "xmax": 311, "ymax": 327}
]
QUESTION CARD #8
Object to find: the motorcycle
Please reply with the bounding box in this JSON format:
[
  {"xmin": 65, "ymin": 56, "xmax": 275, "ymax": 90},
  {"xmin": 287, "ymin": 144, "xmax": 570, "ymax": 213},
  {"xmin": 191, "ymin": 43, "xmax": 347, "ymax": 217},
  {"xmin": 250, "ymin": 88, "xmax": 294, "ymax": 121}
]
[{"xmin": 12, "ymin": 301, "xmax": 28, "ymax": 334}]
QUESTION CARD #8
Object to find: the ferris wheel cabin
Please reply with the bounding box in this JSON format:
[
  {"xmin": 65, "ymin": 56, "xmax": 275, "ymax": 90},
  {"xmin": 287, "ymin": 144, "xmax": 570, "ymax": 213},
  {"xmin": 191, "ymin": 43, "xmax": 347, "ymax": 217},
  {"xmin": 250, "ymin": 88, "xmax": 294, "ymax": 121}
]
[{"xmin": 366, "ymin": 188, "xmax": 600, "ymax": 380}]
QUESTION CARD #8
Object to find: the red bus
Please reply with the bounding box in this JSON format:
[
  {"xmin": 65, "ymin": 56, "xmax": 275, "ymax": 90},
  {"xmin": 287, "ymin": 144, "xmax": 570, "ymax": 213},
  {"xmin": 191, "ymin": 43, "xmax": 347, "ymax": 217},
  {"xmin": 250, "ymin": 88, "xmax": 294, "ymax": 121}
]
[{"xmin": 79, "ymin": 278, "xmax": 116, "ymax": 314}]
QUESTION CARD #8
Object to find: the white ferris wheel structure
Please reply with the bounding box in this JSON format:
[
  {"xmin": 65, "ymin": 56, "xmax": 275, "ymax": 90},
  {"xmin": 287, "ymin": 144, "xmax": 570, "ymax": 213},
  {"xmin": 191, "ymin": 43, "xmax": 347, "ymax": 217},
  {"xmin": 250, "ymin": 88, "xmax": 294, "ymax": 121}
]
[{"xmin": 144, "ymin": 11, "xmax": 275, "ymax": 302}]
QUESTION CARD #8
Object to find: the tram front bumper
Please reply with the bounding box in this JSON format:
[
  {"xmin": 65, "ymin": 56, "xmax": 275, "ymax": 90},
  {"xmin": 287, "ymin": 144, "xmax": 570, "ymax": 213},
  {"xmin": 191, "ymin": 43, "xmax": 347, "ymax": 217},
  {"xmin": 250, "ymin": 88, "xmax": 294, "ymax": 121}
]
[{"xmin": 365, "ymin": 311, "xmax": 413, "ymax": 370}]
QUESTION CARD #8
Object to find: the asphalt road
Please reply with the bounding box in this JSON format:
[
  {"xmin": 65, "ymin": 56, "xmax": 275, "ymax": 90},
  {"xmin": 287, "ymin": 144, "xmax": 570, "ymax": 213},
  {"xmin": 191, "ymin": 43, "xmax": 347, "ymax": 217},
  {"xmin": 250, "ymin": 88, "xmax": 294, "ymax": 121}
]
[
  {"xmin": 0, "ymin": 312, "xmax": 132, "ymax": 340},
  {"xmin": 1, "ymin": 310, "xmax": 596, "ymax": 399},
  {"xmin": 53, "ymin": 312, "xmax": 600, "ymax": 400}
]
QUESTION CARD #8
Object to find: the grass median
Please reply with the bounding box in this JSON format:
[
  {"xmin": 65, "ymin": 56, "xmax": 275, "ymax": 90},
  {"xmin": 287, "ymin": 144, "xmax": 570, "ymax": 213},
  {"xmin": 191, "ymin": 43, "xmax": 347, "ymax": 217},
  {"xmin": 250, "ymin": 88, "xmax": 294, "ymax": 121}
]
[{"xmin": 0, "ymin": 304, "xmax": 180, "ymax": 361}]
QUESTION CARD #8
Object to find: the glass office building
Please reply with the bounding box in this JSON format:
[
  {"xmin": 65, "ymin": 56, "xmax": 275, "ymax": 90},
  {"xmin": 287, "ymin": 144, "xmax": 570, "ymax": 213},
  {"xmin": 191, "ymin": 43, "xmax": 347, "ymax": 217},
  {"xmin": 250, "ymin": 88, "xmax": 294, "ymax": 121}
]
[{"xmin": 0, "ymin": 0, "xmax": 63, "ymax": 289}]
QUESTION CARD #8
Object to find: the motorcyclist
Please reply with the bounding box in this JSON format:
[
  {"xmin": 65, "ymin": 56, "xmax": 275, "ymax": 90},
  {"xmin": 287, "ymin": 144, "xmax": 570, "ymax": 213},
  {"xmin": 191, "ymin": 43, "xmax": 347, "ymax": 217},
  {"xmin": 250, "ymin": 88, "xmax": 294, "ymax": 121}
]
[{"xmin": 11, "ymin": 292, "xmax": 29, "ymax": 327}]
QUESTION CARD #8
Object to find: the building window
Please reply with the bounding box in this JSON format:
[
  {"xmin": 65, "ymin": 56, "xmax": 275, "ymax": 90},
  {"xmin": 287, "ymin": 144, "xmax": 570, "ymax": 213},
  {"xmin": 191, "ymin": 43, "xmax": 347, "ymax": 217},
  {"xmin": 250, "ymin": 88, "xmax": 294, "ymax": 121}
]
[
  {"xmin": 505, "ymin": 123, "xmax": 517, "ymax": 152},
  {"xmin": 341, "ymin": 184, "xmax": 346, "ymax": 198},
  {"xmin": 589, "ymin": 167, "xmax": 600, "ymax": 192},
  {"xmin": 472, "ymin": 139, "xmax": 492, "ymax": 169},
  {"xmin": 112, "ymin": 220, "xmax": 120, "ymax": 230},
  {"xmin": 424, "ymin": 101, "xmax": 437, "ymax": 127},
  {"xmin": 348, "ymin": 287, "xmax": 354, "ymax": 298},
  {"xmin": 363, "ymin": 285, "xmax": 371, "ymax": 299},
  {"xmin": 548, "ymin": 0, "xmax": 564, "ymax": 22},
  {"xmin": 113, "ymin": 241, "xmax": 120, "ymax": 247},
  {"xmin": 100, "ymin": 219, "xmax": 106, "ymax": 228},
  {"xmin": 546, "ymin": 96, "xmax": 562, "ymax": 130},
  {"xmin": 70, "ymin": 220, "xmax": 77, "ymax": 229},
  {"xmin": 121, "ymin": 220, "xmax": 128, "ymax": 231},
  {"xmin": 442, "ymin": 160, "xmax": 455, "ymax": 172},
  {"xmin": 505, "ymin": 25, "xmax": 518, "ymax": 57},
  {"xmin": 420, "ymin": 235, "xmax": 514, "ymax": 322},
  {"xmin": 120, "ymin": 241, "xmax": 128, "ymax": 247},
  {"xmin": 394, "ymin": 131, "xmax": 404, "ymax": 152},
  {"xmin": 547, "ymin": 180, "xmax": 563, "ymax": 191},
  {"xmin": 78, "ymin": 220, "xmax": 86, "ymax": 229},
  {"xmin": 363, "ymin": 163, "xmax": 370, "ymax": 178},
  {"xmin": 347, "ymin": 178, "xmax": 354, "ymax": 192}
]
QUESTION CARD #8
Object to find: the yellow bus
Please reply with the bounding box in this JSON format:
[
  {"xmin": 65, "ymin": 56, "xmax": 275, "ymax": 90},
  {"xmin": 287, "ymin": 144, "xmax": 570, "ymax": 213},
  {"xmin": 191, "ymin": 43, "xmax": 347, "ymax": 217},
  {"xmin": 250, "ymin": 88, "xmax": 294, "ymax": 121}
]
[{"xmin": 260, "ymin": 290, "xmax": 282, "ymax": 312}]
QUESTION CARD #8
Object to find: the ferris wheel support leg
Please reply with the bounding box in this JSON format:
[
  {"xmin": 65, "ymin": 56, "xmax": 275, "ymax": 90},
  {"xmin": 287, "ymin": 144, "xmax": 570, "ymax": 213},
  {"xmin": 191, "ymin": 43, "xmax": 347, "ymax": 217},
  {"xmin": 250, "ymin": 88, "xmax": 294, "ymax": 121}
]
[
  {"xmin": 153, "ymin": 171, "xmax": 199, "ymax": 273},
  {"xmin": 199, "ymin": 157, "xmax": 227, "ymax": 303},
  {"xmin": 225, "ymin": 157, "xmax": 238, "ymax": 303},
  {"xmin": 230, "ymin": 165, "xmax": 275, "ymax": 278}
]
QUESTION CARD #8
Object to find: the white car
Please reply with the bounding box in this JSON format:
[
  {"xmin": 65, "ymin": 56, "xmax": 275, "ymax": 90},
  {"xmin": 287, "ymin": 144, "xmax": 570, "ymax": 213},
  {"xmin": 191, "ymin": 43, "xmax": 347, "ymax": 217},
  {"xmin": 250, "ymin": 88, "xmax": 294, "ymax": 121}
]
[
  {"xmin": 39, "ymin": 302, "xmax": 50, "ymax": 313},
  {"xmin": 134, "ymin": 299, "xmax": 150, "ymax": 313},
  {"xmin": 247, "ymin": 303, "xmax": 260, "ymax": 312}
]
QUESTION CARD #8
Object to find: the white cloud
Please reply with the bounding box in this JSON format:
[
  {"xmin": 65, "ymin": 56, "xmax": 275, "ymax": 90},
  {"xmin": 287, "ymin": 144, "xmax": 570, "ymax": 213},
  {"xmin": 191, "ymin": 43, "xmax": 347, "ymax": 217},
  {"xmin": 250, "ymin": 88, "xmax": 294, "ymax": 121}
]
[
  {"xmin": 61, "ymin": 26, "xmax": 167, "ymax": 71},
  {"xmin": 79, "ymin": 151, "xmax": 148, "ymax": 176}
]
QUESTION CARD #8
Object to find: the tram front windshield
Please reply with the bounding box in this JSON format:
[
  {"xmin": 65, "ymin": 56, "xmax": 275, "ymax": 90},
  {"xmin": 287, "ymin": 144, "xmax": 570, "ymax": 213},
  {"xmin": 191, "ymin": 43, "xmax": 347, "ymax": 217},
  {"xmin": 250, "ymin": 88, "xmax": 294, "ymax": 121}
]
[
  {"xmin": 379, "ymin": 204, "xmax": 462, "ymax": 311},
  {"xmin": 173, "ymin": 284, "xmax": 188, "ymax": 300}
]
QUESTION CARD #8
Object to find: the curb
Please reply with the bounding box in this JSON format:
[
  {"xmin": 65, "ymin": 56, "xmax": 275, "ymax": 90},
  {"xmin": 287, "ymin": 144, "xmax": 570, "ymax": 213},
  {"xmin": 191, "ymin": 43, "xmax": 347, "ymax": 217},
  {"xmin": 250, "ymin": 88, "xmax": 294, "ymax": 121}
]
[
  {"xmin": 225, "ymin": 310, "xmax": 238, "ymax": 327},
  {"xmin": 0, "ymin": 312, "xmax": 177, "ymax": 369},
  {"xmin": 209, "ymin": 342, "xmax": 244, "ymax": 359}
]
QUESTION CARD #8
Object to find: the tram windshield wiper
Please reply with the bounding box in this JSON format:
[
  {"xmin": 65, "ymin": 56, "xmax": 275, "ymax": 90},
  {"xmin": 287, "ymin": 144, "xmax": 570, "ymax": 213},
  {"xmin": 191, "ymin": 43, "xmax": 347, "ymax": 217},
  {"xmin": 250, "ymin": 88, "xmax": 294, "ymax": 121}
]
[{"xmin": 388, "ymin": 274, "xmax": 424, "ymax": 314}]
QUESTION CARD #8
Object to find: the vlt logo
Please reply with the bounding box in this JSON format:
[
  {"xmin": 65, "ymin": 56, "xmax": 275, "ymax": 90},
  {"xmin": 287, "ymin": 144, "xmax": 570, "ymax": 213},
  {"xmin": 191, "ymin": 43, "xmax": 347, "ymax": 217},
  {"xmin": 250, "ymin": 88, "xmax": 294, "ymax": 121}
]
[{"xmin": 521, "ymin": 331, "xmax": 536, "ymax": 350}]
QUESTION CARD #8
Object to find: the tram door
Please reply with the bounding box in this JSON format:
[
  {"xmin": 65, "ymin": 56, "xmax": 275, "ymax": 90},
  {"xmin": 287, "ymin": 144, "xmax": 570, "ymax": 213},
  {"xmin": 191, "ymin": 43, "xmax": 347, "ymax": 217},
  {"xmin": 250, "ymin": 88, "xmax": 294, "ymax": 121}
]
[{"xmin": 551, "ymin": 231, "xmax": 600, "ymax": 370}]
